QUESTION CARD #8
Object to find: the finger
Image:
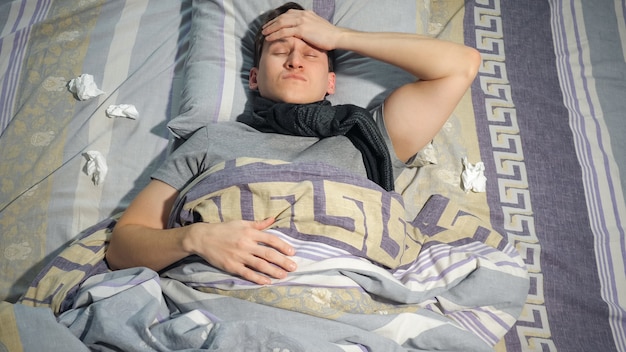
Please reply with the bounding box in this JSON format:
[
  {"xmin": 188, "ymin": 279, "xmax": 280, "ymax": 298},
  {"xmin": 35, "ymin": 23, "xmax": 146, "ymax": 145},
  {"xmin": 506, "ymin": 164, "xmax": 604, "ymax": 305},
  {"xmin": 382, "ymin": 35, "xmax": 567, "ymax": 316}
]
[
  {"xmin": 262, "ymin": 16, "xmax": 304, "ymax": 38},
  {"xmin": 263, "ymin": 27, "xmax": 300, "ymax": 42},
  {"xmin": 261, "ymin": 18, "xmax": 285, "ymax": 33},
  {"xmin": 252, "ymin": 217, "xmax": 275, "ymax": 230},
  {"xmin": 238, "ymin": 265, "xmax": 272, "ymax": 285},
  {"xmin": 262, "ymin": 10, "xmax": 300, "ymax": 29},
  {"xmin": 257, "ymin": 231, "xmax": 295, "ymax": 257},
  {"xmin": 254, "ymin": 243, "xmax": 297, "ymax": 273},
  {"xmin": 249, "ymin": 219, "xmax": 296, "ymax": 257},
  {"xmin": 220, "ymin": 257, "xmax": 273, "ymax": 285},
  {"xmin": 245, "ymin": 253, "xmax": 291, "ymax": 281},
  {"xmin": 262, "ymin": 17, "xmax": 278, "ymax": 29}
]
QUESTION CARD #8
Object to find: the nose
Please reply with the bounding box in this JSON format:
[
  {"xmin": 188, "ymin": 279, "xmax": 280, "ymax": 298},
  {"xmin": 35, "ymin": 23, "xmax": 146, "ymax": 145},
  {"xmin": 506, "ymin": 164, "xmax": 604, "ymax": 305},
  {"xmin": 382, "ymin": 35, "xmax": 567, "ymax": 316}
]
[{"xmin": 285, "ymin": 52, "xmax": 303, "ymax": 69}]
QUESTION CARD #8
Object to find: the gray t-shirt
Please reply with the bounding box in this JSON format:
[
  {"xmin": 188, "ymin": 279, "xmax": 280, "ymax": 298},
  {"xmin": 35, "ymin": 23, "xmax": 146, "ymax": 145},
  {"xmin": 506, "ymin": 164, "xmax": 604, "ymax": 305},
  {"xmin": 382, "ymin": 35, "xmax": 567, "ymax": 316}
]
[{"xmin": 152, "ymin": 105, "xmax": 411, "ymax": 191}]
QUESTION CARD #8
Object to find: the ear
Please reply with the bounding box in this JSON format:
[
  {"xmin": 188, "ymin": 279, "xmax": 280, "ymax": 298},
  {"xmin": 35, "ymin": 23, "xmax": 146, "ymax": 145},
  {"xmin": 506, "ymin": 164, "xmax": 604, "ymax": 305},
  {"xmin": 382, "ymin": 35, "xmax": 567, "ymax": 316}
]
[
  {"xmin": 249, "ymin": 67, "xmax": 259, "ymax": 90},
  {"xmin": 326, "ymin": 72, "xmax": 336, "ymax": 95}
]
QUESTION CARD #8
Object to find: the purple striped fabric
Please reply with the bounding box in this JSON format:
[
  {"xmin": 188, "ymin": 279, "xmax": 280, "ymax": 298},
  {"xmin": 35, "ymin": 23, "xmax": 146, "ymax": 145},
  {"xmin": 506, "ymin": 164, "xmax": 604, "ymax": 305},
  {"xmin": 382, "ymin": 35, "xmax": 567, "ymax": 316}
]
[
  {"xmin": 313, "ymin": 0, "xmax": 334, "ymax": 21},
  {"xmin": 0, "ymin": 0, "xmax": 52, "ymax": 134},
  {"xmin": 551, "ymin": 0, "xmax": 626, "ymax": 349},
  {"xmin": 466, "ymin": 0, "xmax": 625, "ymax": 351}
]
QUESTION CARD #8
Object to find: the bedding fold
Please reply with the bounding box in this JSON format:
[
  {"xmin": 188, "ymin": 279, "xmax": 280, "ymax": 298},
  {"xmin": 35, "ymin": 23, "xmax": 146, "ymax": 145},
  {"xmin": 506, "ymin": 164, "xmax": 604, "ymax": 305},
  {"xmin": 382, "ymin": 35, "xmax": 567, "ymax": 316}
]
[{"xmin": 16, "ymin": 158, "xmax": 528, "ymax": 351}]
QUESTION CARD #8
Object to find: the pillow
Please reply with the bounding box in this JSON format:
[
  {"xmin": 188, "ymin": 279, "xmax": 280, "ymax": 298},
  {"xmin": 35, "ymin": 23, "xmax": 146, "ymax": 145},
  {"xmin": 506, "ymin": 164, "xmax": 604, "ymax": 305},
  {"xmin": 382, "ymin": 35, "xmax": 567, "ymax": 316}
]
[{"xmin": 169, "ymin": 0, "xmax": 419, "ymax": 139}]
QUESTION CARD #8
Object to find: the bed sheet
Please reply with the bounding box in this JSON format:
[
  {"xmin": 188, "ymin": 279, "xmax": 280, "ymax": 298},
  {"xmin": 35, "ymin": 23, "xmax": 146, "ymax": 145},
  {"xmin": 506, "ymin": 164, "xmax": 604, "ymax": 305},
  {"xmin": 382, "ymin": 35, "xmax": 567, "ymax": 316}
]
[
  {"xmin": 0, "ymin": 0, "xmax": 190, "ymax": 302},
  {"xmin": 463, "ymin": 1, "xmax": 626, "ymax": 351}
]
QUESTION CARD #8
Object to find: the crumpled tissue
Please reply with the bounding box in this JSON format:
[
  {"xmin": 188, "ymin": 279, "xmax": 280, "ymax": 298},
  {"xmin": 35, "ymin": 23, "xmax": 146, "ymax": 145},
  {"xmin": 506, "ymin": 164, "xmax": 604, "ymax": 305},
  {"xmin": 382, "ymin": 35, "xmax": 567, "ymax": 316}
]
[
  {"xmin": 83, "ymin": 151, "xmax": 108, "ymax": 186},
  {"xmin": 106, "ymin": 104, "xmax": 139, "ymax": 119},
  {"xmin": 462, "ymin": 157, "xmax": 487, "ymax": 193},
  {"xmin": 68, "ymin": 74, "xmax": 105, "ymax": 101},
  {"xmin": 412, "ymin": 142, "xmax": 438, "ymax": 167}
]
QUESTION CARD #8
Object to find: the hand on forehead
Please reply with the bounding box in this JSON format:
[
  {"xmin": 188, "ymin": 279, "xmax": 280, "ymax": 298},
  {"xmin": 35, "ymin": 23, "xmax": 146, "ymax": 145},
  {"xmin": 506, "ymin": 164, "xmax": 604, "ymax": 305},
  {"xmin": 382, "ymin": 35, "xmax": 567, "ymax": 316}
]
[{"xmin": 261, "ymin": 9, "xmax": 340, "ymax": 52}]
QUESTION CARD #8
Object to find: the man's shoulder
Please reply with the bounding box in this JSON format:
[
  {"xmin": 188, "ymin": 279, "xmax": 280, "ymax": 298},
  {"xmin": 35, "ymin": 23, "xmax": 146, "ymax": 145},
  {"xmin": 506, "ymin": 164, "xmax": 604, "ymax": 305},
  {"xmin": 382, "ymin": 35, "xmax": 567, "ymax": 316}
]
[{"xmin": 200, "ymin": 120, "xmax": 259, "ymax": 135}]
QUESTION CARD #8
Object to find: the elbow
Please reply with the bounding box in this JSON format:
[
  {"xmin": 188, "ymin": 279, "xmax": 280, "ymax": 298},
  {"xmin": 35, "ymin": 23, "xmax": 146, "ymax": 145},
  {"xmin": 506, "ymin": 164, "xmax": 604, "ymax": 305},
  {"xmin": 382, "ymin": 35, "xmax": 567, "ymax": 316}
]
[
  {"xmin": 104, "ymin": 256, "xmax": 120, "ymax": 271},
  {"xmin": 464, "ymin": 47, "xmax": 482, "ymax": 81},
  {"xmin": 104, "ymin": 246, "xmax": 120, "ymax": 271},
  {"xmin": 104, "ymin": 228, "xmax": 124, "ymax": 271}
]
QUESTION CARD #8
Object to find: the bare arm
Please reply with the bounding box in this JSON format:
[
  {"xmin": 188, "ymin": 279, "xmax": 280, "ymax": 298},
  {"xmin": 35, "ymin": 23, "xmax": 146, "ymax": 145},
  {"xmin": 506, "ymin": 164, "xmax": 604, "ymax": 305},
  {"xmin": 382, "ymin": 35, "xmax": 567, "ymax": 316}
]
[
  {"xmin": 262, "ymin": 10, "xmax": 481, "ymax": 161},
  {"xmin": 106, "ymin": 179, "xmax": 296, "ymax": 285}
]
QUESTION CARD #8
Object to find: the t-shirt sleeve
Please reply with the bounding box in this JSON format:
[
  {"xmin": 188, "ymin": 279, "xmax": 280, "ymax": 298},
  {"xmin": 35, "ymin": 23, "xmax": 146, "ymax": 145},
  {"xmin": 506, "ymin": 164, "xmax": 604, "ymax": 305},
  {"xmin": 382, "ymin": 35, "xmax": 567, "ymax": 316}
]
[
  {"xmin": 370, "ymin": 104, "xmax": 420, "ymax": 178},
  {"xmin": 150, "ymin": 127, "xmax": 210, "ymax": 191}
]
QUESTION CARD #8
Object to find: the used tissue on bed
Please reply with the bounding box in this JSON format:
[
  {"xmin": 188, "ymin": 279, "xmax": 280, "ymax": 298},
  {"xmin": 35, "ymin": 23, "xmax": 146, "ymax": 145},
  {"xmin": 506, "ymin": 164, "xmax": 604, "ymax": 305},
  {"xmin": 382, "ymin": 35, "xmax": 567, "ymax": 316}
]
[
  {"xmin": 68, "ymin": 74, "xmax": 105, "ymax": 101},
  {"xmin": 83, "ymin": 151, "xmax": 108, "ymax": 186},
  {"xmin": 106, "ymin": 104, "xmax": 139, "ymax": 119},
  {"xmin": 462, "ymin": 157, "xmax": 487, "ymax": 193}
]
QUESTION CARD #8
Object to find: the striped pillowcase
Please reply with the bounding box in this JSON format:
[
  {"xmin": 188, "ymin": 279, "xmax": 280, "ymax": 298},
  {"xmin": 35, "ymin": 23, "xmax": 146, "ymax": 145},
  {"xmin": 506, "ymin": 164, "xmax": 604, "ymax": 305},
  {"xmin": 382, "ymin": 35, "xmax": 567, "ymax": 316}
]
[{"xmin": 168, "ymin": 0, "xmax": 419, "ymax": 140}]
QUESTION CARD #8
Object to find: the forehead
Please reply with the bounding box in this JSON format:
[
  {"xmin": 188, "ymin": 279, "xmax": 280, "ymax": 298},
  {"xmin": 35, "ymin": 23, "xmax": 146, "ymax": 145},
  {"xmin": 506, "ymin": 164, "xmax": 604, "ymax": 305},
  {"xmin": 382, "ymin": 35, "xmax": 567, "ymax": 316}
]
[{"xmin": 264, "ymin": 37, "xmax": 325, "ymax": 53}]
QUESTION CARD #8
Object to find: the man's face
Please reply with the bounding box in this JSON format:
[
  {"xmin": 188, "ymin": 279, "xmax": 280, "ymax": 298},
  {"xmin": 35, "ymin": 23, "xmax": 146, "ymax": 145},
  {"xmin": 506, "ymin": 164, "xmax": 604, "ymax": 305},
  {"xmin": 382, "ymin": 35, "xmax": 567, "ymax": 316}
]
[{"xmin": 249, "ymin": 37, "xmax": 335, "ymax": 104}]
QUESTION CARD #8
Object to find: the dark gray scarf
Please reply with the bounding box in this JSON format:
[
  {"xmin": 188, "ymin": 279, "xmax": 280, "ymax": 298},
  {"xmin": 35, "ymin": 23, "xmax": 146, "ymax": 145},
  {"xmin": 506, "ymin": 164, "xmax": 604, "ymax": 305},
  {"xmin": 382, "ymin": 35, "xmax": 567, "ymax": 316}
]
[{"xmin": 237, "ymin": 97, "xmax": 394, "ymax": 191}]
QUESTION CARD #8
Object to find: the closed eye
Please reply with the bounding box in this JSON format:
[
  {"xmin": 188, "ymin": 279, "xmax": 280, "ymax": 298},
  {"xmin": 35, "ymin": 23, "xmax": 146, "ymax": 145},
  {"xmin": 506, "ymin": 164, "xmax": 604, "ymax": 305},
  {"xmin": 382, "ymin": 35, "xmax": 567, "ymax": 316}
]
[{"xmin": 267, "ymin": 40, "xmax": 290, "ymax": 56}]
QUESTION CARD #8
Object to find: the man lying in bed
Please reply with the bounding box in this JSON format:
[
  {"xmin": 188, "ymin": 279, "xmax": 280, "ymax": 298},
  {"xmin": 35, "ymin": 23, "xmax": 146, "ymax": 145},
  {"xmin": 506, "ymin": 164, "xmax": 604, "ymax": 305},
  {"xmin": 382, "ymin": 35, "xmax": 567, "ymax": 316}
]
[{"xmin": 106, "ymin": 2, "xmax": 481, "ymax": 285}]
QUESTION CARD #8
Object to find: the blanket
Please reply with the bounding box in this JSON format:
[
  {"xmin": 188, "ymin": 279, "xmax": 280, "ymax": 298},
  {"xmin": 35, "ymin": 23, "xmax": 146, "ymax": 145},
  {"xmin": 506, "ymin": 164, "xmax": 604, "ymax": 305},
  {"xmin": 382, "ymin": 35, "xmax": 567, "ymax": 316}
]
[{"xmin": 10, "ymin": 158, "xmax": 528, "ymax": 351}]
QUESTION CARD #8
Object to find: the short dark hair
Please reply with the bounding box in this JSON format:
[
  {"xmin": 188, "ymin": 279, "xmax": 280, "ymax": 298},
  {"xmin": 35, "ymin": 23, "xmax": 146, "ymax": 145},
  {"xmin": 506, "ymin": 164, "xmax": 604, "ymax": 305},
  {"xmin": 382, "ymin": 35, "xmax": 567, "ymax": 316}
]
[{"xmin": 253, "ymin": 2, "xmax": 334, "ymax": 71}]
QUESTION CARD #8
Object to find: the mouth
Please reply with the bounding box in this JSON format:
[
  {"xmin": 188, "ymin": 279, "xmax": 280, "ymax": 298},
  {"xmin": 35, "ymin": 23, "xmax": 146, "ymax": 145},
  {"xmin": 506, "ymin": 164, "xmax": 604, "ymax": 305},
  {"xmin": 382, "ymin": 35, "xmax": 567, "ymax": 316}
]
[{"xmin": 283, "ymin": 73, "xmax": 306, "ymax": 81}]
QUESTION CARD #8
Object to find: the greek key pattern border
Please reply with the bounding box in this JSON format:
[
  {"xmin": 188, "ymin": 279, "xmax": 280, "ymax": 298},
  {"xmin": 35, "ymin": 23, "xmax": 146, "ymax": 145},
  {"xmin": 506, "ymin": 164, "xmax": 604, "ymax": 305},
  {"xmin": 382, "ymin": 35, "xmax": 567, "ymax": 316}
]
[{"xmin": 473, "ymin": 0, "xmax": 556, "ymax": 350}]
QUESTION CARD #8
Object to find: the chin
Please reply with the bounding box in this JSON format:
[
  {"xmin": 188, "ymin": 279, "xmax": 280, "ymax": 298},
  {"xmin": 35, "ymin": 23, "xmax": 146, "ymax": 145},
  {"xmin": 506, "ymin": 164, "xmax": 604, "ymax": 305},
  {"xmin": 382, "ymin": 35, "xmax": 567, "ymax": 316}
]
[
  {"xmin": 259, "ymin": 88, "xmax": 326, "ymax": 105},
  {"xmin": 276, "ymin": 94, "xmax": 324, "ymax": 105},
  {"xmin": 258, "ymin": 85, "xmax": 327, "ymax": 104}
]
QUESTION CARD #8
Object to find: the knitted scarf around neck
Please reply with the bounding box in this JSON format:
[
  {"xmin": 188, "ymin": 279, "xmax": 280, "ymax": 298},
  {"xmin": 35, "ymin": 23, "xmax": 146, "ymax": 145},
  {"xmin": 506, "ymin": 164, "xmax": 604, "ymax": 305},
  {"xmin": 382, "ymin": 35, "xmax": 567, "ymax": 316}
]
[{"xmin": 237, "ymin": 97, "xmax": 394, "ymax": 191}]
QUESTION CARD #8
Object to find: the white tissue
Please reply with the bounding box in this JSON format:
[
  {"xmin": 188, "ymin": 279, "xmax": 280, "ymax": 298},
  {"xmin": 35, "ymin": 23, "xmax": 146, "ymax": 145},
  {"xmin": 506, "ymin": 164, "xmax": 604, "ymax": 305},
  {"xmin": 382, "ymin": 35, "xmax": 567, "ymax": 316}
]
[
  {"xmin": 83, "ymin": 151, "xmax": 108, "ymax": 186},
  {"xmin": 68, "ymin": 74, "xmax": 105, "ymax": 101},
  {"xmin": 106, "ymin": 104, "xmax": 139, "ymax": 119},
  {"xmin": 461, "ymin": 157, "xmax": 487, "ymax": 193},
  {"xmin": 412, "ymin": 142, "xmax": 438, "ymax": 167}
]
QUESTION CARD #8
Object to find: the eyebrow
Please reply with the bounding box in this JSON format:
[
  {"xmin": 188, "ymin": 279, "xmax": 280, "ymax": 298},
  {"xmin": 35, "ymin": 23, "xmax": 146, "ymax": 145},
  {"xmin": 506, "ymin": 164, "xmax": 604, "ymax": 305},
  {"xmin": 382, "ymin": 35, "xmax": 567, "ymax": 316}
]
[
  {"xmin": 266, "ymin": 38, "xmax": 289, "ymax": 48},
  {"xmin": 266, "ymin": 38, "xmax": 327, "ymax": 53}
]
